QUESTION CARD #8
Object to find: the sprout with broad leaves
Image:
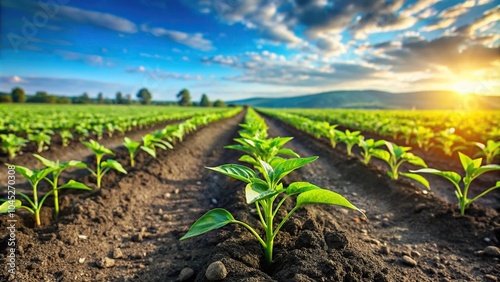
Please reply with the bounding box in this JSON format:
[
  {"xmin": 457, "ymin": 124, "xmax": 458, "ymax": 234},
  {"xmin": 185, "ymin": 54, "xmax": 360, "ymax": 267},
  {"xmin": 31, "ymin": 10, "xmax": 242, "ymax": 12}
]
[
  {"xmin": 180, "ymin": 109, "xmax": 362, "ymax": 263},
  {"xmin": 372, "ymin": 141, "xmax": 430, "ymax": 189},
  {"xmin": 474, "ymin": 140, "xmax": 500, "ymax": 165},
  {"xmin": 411, "ymin": 152, "xmax": 500, "ymax": 215},
  {"xmin": 359, "ymin": 138, "xmax": 386, "ymax": 165},
  {"xmin": 33, "ymin": 154, "xmax": 89, "ymax": 219},
  {"xmin": 0, "ymin": 165, "xmax": 91, "ymax": 227},
  {"xmin": 1, "ymin": 133, "xmax": 28, "ymax": 159},
  {"xmin": 82, "ymin": 139, "xmax": 127, "ymax": 188}
]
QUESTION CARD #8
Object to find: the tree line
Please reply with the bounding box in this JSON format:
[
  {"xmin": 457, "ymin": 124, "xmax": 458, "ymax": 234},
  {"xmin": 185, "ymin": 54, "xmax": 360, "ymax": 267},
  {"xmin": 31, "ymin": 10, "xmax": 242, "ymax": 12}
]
[{"xmin": 0, "ymin": 87, "xmax": 227, "ymax": 107}]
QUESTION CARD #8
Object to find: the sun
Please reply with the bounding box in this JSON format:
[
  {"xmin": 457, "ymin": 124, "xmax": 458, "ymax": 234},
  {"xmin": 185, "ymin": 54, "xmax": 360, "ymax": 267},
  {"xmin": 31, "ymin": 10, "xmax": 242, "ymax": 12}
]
[{"xmin": 453, "ymin": 81, "xmax": 477, "ymax": 96}]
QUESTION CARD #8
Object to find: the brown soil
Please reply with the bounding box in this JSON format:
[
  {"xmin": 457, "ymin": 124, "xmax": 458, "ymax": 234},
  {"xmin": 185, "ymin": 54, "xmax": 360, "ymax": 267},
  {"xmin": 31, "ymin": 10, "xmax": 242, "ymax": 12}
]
[{"xmin": 0, "ymin": 110, "xmax": 499, "ymax": 282}]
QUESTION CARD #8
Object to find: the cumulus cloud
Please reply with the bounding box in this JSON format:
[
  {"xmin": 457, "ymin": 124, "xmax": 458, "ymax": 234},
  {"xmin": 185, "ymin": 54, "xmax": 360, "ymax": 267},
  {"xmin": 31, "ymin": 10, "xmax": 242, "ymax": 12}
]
[
  {"xmin": 455, "ymin": 6, "xmax": 500, "ymax": 35},
  {"xmin": 141, "ymin": 25, "xmax": 214, "ymax": 51}
]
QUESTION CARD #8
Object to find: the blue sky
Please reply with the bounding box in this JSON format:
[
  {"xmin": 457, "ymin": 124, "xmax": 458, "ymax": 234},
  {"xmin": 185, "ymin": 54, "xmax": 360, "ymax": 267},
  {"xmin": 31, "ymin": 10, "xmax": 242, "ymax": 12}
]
[{"xmin": 1, "ymin": 0, "xmax": 499, "ymax": 101}]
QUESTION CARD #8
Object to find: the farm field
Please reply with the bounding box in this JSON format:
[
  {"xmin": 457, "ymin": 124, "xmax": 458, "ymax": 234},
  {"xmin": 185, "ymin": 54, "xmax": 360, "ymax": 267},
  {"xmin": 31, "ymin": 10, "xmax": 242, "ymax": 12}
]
[{"xmin": 0, "ymin": 105, "xmax": 499, "ymax": 281}]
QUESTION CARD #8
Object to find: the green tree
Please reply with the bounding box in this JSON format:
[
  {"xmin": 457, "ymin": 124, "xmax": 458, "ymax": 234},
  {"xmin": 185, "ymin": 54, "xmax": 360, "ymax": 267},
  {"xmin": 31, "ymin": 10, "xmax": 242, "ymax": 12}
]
[
  {"xmin": 200, "ymin": 93, "xmax": 211, "ymax": 107},
  {"xmin": 125, "ymin": 94, "xmax": 132, "ymax": 105},
  {"xmin": 213, "ymin": 99, "xmax": 226, "ymax": 107},
  {"xmin": 57, "ymin": 96, "xmax": 71, "ymax": 104},
  {"xmin": 11, "ymin": 87, "xmax": 26, "ymax": 103},
  {"xmin": 136, "ymin": 88, "xmax": 152, "ymax": 104},
  {"xmin": 73, "ymin": 92, "xmax": 90, "ymax": 104},
  {"xmin": 97, "ymin": 92, "xmax": 104, "ymax": 104},
  {"xmin": 115, "ymin": 92, "xmax": 124, "ymax": 104},
  {"xmin": 29, "ymin": 91, "xmax": 56, "ymax": 103},
  {"xmin": 177, "ymin": 88, "xmax": 192, "ymax": 106}
]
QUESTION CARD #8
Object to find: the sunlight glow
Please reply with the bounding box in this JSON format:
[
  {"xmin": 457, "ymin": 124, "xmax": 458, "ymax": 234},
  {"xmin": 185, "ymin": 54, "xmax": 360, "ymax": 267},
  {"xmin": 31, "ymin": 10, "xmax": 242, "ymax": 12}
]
[{"xmin": 453, "ymin": 81, "xmax": 477, "ymax": 96}]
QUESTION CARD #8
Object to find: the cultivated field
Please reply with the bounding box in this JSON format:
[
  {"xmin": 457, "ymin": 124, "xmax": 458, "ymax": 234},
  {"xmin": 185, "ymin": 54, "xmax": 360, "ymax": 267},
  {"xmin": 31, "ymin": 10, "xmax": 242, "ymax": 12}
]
[{"xmin": 0, "ymin": 105, "xmax": 499, "ymax": 281}]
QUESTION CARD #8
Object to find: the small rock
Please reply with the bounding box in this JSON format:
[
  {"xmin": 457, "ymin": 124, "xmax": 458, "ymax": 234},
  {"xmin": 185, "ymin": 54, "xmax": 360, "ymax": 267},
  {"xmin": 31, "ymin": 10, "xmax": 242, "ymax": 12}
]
[
  {"xmin": 211, "ymin": 198, "xmax": 218, "ymax": 204},
  {"xmin": 411, "ymin": 250, "xmax": 421, "ymax": 258},
  {"xmin": 112, "ymin": 248, "xmax": 123, "ymax": 259},
  {"xmin": 206, "ymin": 261, "xmax": 227, "ymax": 281},
  {"xmin": 132, "ymin": 233, "xmax": 143, "ymax": 242},
  {"xmin": 164, "ymin": 193, "xmax": 171, "ymax": 199},
  {"xmin": 174, "ymin": 189, "xmax": 180, "ymax": 194},
  {"xmin": 96, "ymin": 257, "xmax": 115, "ymax": 268},
  {"xmin": 360, "ymin": 229, "xmax": 368, "ymax": 235},
  {"xmin": 78, "ymin": 234, "xmax": 88, "ymax": 240},
  {"xmin": 157, "ymin": 209, "xmax": 163, "ymax": 215},
  {"xmin": 178, "ymin": 267, "xmax": 195, "ymax": 281},
  {"xmin": 380, "ymin": 245, "xmax": 391, "ymax": 255},
  {"xmin": 401, "ymin": 255, "xmax": 417, "ymax": 267},
  {"xmin": 414, "ymin": 203, "xmax": 426, "ymax": 213},
  {"xmin": 484, "ymin": 237, "xmax": 491, "ymax": 243},
  {"xmin": 485, "ymin": 274, "xmax": 498, "ymax": 281},
  {"xmin": 196, "ymin": 181, "xmax": 202, "ymax": 185},
  {"xmin": 351, "ymin": 192, "xmax": 358, "ymax": 196},
  {"xmin": 78, "ymin": 258, "xmax": 85, "ymax": 264},
  {"xmin": 484, "ymin": 246, "xmax": 500, "ymax": 257}
]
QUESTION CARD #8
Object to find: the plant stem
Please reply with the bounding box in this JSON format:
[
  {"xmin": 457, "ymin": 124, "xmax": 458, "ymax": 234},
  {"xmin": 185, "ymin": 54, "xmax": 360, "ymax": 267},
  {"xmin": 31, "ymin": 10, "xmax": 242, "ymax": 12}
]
[
  {"xmin": 265, "ymin": 198, "xmax": 274, "ymax": 263},
  {"xmin": 96, "ymin": 155, "xmax": 102, "ymax": 188}
]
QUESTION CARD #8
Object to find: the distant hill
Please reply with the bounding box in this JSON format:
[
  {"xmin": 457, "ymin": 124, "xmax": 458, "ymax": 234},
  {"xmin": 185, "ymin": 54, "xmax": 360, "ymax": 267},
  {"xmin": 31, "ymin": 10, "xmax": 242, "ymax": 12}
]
[{"xmin": 228, "ymin": 90, "xmax": 500, "ymax": 110}]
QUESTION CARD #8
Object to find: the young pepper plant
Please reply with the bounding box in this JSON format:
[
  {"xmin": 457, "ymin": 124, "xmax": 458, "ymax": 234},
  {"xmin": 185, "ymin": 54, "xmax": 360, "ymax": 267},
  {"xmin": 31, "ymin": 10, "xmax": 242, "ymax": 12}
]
[
  {"xmin": 358, "ymin": 138, "xmax": 386, "ymax": 165},
  {"xmin": 474, "ymin": 140, "xmax": 500, "ymax": 165},
  {"xmin": 1, "ymin": 133, "xmax": 28, "ymax": 159},
  {"xmin": 336, "ymin": 129, "xmax": 363, "ymax": 156},
  {"xmin": 123, "ymin": 137, "xmax": 156, "ymax": 167},
  {"xmin": 180, "ymin": 156, "xmax": 362, "ymax": 263},
  {"xmin": 1, "ymin": 165, "xmax": 91, "ymax": 227},
  {"xmin": 372, "ymin": 141, "xmax": 430, "ymax": 189},
  {"xmin": 82, "ymin": 139, "xmax": 127, "ymax": 188},
  {"xmin": 33, "ymin": 154, "xmax": 89, "ymax": 219},
  {"xmin": 411, "ymin": 152, "xmax": 500, "ymax": 215}
]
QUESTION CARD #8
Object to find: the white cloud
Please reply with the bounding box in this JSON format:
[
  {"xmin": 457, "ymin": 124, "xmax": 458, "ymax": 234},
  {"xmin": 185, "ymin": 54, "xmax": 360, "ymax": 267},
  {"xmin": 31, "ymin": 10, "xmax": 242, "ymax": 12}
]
[{"xmin": 141, "ymin": 25, "xmax": 214, "ymax": 51}]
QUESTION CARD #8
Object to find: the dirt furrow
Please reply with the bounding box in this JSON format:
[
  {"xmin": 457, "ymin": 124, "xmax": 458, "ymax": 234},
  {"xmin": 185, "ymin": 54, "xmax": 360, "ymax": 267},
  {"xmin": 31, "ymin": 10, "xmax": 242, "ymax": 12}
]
[{"xmin": 0, "ymin": 111, "xmax": 245, "ymax": 281}]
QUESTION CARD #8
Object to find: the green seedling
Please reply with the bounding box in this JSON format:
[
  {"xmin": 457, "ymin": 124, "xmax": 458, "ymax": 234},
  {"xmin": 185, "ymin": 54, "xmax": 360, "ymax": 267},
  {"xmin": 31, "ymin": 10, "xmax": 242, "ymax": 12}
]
[
  {"xmin": 123, "ymin": 137, "xmax": 156, "ymax": 166},
  {"xmin": 180, "ymin": 110, "xmax": 362, "ymax": 263},
  {"xmin": 373, "ymin": 141, "xmax": 429, "ymax": 189},
  {"xmin": 412, "ymin": 126, "xmax": 435, "ymax": 151},
  {"xmin": 436, "ymin": 128, "xmax": 467, "ymax": 156},
  {"xmin": 142, "ymin": 133, "xmax": 173, "ymax": 157},
  {"xmin": 359, "ymin": 138, "xmax": 386, "ymax": 165},
  {"xmin": 1, "ymin": 133, "xmax": 28, "ymax": 159},
  {"xmin": 0, "ymin": 165, "xmax": 90, "ymax": 226},
  {"xmin": 59, "ymin": 129, "xmax": 73, "ymax": 147},
  {"xmin": 82, "ymin": 139, "xmax": 127, "ymax": 188},
  {"xmin": 411, "ymin": 152, "xmax": 500, "ymax": 215},
  {"xmin": 33, "ymin": 154, "xmax": 89, "ymax": 219},
  {"xmin": 181, "ymin": 156, "xmax": 361, "ymax": 263},
  {"xmin": 337, "ymin": 129, "xmax": 363, "ymax": 156},
  {"xmin": 474, "ymin": 140, "xmax": 500, "ymax": 164},
  {"xmin": 28, "ymin": 129, "xmax": 54, "ymax": 153}
]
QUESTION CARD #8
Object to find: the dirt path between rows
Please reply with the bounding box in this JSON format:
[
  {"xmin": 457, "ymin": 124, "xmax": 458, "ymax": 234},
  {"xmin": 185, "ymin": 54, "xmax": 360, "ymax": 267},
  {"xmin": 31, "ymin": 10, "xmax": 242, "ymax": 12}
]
[{"xmin": 0, "ymin": 111, "xmax": 244, "ymax": 281}]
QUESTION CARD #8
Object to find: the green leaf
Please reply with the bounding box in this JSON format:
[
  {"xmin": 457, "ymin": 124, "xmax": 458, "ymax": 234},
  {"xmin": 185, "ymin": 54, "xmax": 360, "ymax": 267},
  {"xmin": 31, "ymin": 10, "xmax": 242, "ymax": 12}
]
[
  {"xmin": 400, "ymin": 172, "xmax": 430, "ymax": 190},
  {"xmin": 406, "ymin": 154, "xmax": 427, "ymax": 168},
  {"xmin": 13, "ymin": 165, "xmax": 34, "ymax": 180},
  {"xmin": 258, "ymin": 159, "xmax": 274, "ymax": 184},
  {"xmin": 140, "ymin": 146, "xmax": 156, "ymax": 158},
  {"xmin": 0, "ymin": 200, "xmax": 21, "ymax": 213},
  {"xmin": 207, "ymin": 164, "xmax": 256, "ymax": 183},
  {"xmin": 277, "ymin": 148, "xmax": 300, "ymax": 158},
  {"xmin": 33, "ymin": 154, "xmax": 56, "ymax": 167},
  {"xmin": 410, "ymin": 168, "xmax": 461, "ymax": 186},
  {"xmin": 286, "ymin": 182, "xmax": 321, "ymax": 195},
  {"xmin": 57, "ymin": 180, "xmax": 92, "ymax": 190},
  {"xmin": 296, "ymin": 189, "xmax": 359, "ymax": 212},
  {"xmin": 272, "ymin": 156, "xmax": 318, "ymax": 183},
  {"xmin": 472, "ymin": 164, "xmax": 500, "ymax": 179},
  {"xmin": 458, "ymin": 152, "xmax": 472, "ymax": 172},
  {"xmin": 102, "ymin": 159, "xmax": 127, "ymax": 174},
  {"xmin": 372, "ymin": 149, "xmax": 390, "ymax": 162},
  {"xmin": 180, "ymin": 208, "xmax": 235, "ymax": 240},
  {"xmin": 245, "ymin": 183, "xmax": 282, "ymax": 204},
  {"xmin": 239, "ymin": 155, "xmax": 258, "ymax": 166}
]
